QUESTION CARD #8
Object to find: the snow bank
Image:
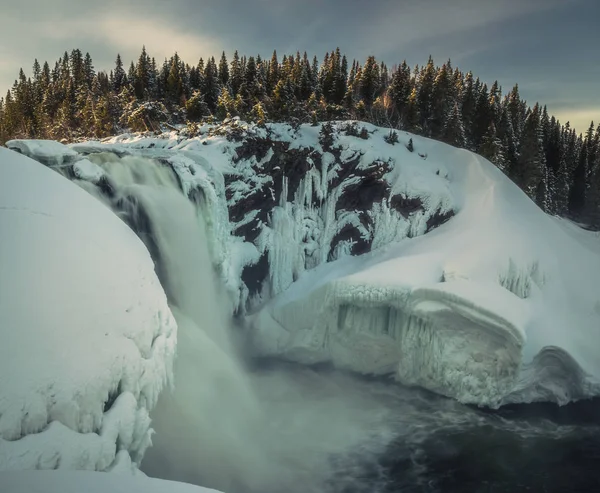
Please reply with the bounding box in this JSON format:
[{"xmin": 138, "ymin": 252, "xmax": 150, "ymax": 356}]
[
  {"xmin": 0, "ymin": 148, "xmax": 177, "ymax": 471},
  {"xmin": 6, "ymin": 139, "xmax": 78, "ymax": 166},
  {"xmin": 0, "ymin": 471, "xmax": 221, "ymax": 493}
]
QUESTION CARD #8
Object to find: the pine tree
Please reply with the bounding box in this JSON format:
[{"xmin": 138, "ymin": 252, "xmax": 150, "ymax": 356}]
[
  {"xmin": 216, "ymin": 87, "xmax": 235, "ymax": 119},
  {"xmin": 472, "ymin": 83, "xmax": 491, "ymax": 149},
  {"xmin": 430, "ymin": 62, "xmax": 452, "ymax": 138},
  {"xmin": 83, "ymin": 53, "xmax": 95, "ymax": 89},
  {"xmin": 507, "ymin": 84, "xmax": 524, "ymax": 139},
  {"xmin": 569, "ymin": 134, "xmax": 588, "ymax": 215},
  {"xmin": 586, "ymin": 148, "xmax": 600, "ymax": 226},
  {"xmin": 203, "ymin": 56, "xmax": 220, "ymax": 113},
  {"xmin": 230, "ymin": 51, "xmax": 243, "ymax": 96},
  {"xmin": 241, "ymin": 55, "xmax": 258, "ymax": 103},
  {"xmin": 70, "ymin": 49, "xmax": 85, "ymax": 89},
  {"xmin": 461, "ymin": 72, "xmax": 477, "ymax": 147},
  {"xmin": 166, "ymin": 53, "xmax": 184, "ymax": 103},
  {"xmin": 517, "ymin": 104, "xmax": 546, "ymax": 201},
  {"xmin": 479, "ymin": 121, "xmax": 506, "ymax": 171},
  {"xmin": 405, "ymin": 87, "xmax": 420, "ymax": 132},
  {"xmin": 298, "ymin": 55, "xmax": 313, "ymax": 101},
  {"xmin": 334, "ymin": 54, "xmax": 348, "ymax": 105},
  {"xmin": 186, "ymin": 90, "xmax": 209, "ymax": 120},
  {"xmin": 358, "ymin": 55, "xmax": 380, "ymax": 107},
  {"xmin": 417, "ymin": 56, "xmax": 436, "ymax": 135},
  {"xmin": 441, "ymin": 102, "xmax": 466, "ymax": 148},
  {"xmin": 388, "ymin": 61, "xmax": 411, "ymax": 126},
  {"xmin": 113, "ymin": 54, "xmax": 127, "ymax": 93},
  {"xmin": 135, "ymin": 46, "xmax": 151, "ymax": 99},
  {"xmin": 218, "ymin": 51, "xmax": 229, "ymax": 88}
]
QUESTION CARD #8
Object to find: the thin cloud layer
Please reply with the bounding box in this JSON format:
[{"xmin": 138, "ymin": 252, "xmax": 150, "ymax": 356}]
[{"xmin": 0, "ymin": 0, "xmax": 597, "ymax": 131}]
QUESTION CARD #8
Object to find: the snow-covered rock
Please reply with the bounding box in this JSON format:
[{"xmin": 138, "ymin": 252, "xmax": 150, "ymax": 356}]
[
  {"xmin": 0, "ymin": 471, "xmax": 221, "ymax": 493},
  {"xmin": 250, "ymin": 140, "xmax": 600, "ymax": 407},
  {"xmin": 6, "ymin": 139, "xmax": 78, "ymax": 166},
  {"xmin": 0, "ymin": 147, "xmax": 177, "ymax": 471},
  {"xmin": 9, "ymin": 121, "xmax": 600, "ymax": 409}
]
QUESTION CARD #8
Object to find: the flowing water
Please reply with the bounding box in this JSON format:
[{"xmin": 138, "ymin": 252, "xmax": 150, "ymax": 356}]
[{"xmin": 76, "ymin": 154, "xmax": 600, "ymax": 493}]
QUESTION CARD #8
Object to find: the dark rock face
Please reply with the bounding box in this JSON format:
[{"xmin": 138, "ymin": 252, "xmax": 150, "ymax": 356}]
[
  {"xmin": 223, "ymin": 125, "xmax": 456, "ymax": 307},
  {"xmin": 390, "ymin": 194, "xmax": 423, "ymax": 217},
  {"xmin": 329, "ymin": 223, "xmax": 371, "ymax": 260},
  {"xmin": 27, "ymin": 122, "xmax": 456, "ymax": 312},
  {"xmin": 241, "ymin": 252, "xmax": 269, "ymax": 300},
  {"xmin": 427, "ymin": 209, "xmax": 455, "ymax": 232}
]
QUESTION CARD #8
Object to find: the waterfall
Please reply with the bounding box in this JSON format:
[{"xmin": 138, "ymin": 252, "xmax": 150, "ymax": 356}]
[
  {"xmin": 68, "ymin": 153, "xmax": 405, "ymax": 493},
  {"xmin": 78, "ymin": 153, "xmax": 265, "ymax": 492}
]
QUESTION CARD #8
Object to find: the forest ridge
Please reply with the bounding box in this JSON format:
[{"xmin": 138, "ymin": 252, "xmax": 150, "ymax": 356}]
[{"xmin": 0, "ymin": 47, "xmax": 599, "ymax": 227}]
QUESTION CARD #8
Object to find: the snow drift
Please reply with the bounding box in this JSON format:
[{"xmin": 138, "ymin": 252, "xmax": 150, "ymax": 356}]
[{"xmin": 0, "ymin": 147, "xmax": 177, "ymax": 471}]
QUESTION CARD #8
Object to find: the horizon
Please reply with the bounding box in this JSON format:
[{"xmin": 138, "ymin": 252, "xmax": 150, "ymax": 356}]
[{"xmin": 0, "ymin": 0, "xmax": 598, "ymax": 133}]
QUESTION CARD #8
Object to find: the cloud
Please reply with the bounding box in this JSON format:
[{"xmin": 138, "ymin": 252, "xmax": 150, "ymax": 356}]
[
  {"xmin": 38, "ymin": 13, "xmax": 222, "ymax": 64},
  {"xmin": 363, "ymin": 0, "xmax": 578, "ymax": 56},
  {"xmin": 551, "ymin": 107, "xmax": 600, "ymax": 133},
  {"xmin": 0, "ymin": 6, "xmax": 226, "ymax": 92}
]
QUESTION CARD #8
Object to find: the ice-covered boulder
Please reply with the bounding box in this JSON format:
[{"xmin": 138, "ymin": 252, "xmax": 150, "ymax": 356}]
[
  {"xmin": 0, "ymin": 147, "xmax": 177, "ymax": 471},
  {"xmin": 6, "ymin": 139, "xmax": 78, "ymax": 167}
]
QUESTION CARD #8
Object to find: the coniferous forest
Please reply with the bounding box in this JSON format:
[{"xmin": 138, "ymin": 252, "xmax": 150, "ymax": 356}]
[{"xmin": 1, "ymin": 47, "xmax": 599, "ymax": 227}]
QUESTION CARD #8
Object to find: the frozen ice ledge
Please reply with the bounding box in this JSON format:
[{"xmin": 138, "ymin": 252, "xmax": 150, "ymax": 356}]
[{"xmin": 6, "ymin": 120, "xmax": 600, "ymax": 411}]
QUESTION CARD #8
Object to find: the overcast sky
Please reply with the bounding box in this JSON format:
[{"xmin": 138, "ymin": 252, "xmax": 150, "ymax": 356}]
[{"xmin": 0, "ymin": 0, "xmax": 598, "ymax": 132}]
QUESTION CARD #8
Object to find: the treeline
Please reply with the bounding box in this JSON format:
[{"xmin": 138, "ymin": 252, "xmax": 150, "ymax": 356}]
[{"xmin": 0, "ymin": 47, "xmax": 599, "ymax": 226}]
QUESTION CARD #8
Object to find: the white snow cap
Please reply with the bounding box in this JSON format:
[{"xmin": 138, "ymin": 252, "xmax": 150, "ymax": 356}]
[
  {"xmin": 5, "ymin": 139, "xmax": 78, "ymax": 166},
  {"xmin": 0, "ymin": 147, "xmax": 177, "ymax": 471}
]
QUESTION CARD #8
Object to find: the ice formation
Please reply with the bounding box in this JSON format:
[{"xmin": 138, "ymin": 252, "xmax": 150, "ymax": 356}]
[
  {"xmin": 4, "ymin": 117, "xmax": 600, "ymax": 476},
  {"xmin": 0, "ymin": 148, "xmax": 177, "ymax": 471}
]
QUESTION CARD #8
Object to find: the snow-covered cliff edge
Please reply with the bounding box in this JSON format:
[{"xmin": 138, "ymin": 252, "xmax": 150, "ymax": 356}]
[{"xmin": 6, "ymin": 120, "xmax": 600, "ymax": 410}]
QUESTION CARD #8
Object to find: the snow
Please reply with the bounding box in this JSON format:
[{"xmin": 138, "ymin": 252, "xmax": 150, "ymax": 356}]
[
  {"xmin": 0, "ymin": 471, "xmax": 221, "ymax": 493},
  {"xmin": 7, "ymin": 121, "xmax": 600, "ymax": 414},
  {"xmin": 0, "ymin": 147, "xmax": 177, "ymax": 470},
  {"xmin": 6, "ymin": 139, "xmax": 78, "ymax": 166},
  {"xmin": 247, "ymin": 129, "xmax": 600, "ymax": 407},
  {"xmin": 72, "ymin": 158, "xmax": 105, "ymax": 183}
]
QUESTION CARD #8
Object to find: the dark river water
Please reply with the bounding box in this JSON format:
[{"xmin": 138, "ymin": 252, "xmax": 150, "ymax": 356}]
[{"xmin": 249, "ymin": 360, "xmax": 600, "ymax": 493}]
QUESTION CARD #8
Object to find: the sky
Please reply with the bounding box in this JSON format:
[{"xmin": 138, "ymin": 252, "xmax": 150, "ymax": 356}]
[{"xmin": 0, "ymin": 0, "xmax": 598, "ymax": 133}]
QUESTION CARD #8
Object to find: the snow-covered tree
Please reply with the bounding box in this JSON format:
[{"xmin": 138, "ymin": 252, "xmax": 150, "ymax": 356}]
[{"xmin": 441, "ymin": 102, "xmax": 466, "ymax": 148}]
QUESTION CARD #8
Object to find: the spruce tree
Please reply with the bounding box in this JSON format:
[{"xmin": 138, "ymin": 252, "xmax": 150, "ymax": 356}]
[
  {"xmin": 569, "ymin": 135, "xmax": 588, "ymax": 215},
  {"xmin": 166, "ymin": 53, "xmax": 184, "ymax": 103},
  {"xmin": 472, "ymin": 83, "xmax": 491, "ymax": 149},
  {"xmin": 203, "ymin": 56, "xmax": 221, "ymax": 113},
  {"xmin": 389, "ymin": 61, "xmax": 411, "ymax": 126},
  {"xmin": 267, "ymin": 50, "xmax": 279, "ymax": 93},
  {"xmin": 417, "ymin": 56, "xmax": 436, "ymax": 135},
  {"xmin": 113, "ymin": 54, "xmax": 127, "ymax": 93},
  {"xmin": 228, "ymin": 51, "xmax": 242, "ymax": 96},
  {"xmin": 479, "ymin": 121, "xmax": 506, "ymax": 171},
  {"xmin": 517, "ymin": 104, "xmax": 546, "ymax": 201},
  {"xmin": 358, "ymin": 55, "xmax": 380, "ymax": 107},
  {"xmin": 430, "ymin": 62, "xmax": 452, "ymax": 138},
  {"xmin": 218, "ymin": 51, "xmax": 229, "ymax": 88},
  {"xmin": 83, "ymin": 53, "xmax": 95, "ymax": 89},
  {"xmin": 441, "ymin": 102, "xmax": 466, "ymax": 148},
  {"xmin": 135, "ymin": 46, "xmax": 151, "ymax": 99}
]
